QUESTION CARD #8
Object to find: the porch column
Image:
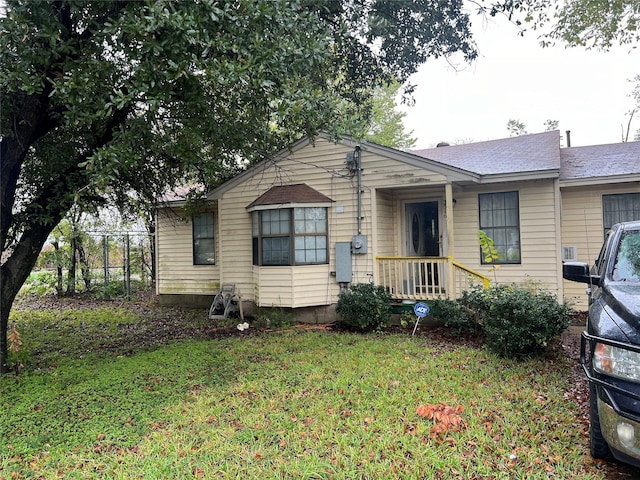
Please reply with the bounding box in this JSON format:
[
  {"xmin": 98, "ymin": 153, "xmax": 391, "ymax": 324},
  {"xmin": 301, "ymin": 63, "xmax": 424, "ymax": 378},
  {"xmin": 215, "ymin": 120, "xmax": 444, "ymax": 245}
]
[
  {"xmin": 445, "ymin": 183, "xmax": 455, "ymax": 258},
  {"xmin": 445, "ymin": 183, "xmax": 455, "ymax": 298}
]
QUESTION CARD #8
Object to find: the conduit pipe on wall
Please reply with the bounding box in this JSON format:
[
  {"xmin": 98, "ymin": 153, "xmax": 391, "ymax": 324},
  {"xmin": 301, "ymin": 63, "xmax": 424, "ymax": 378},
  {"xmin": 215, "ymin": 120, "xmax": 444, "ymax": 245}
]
[{"xmin": 355, "ymin": 145, "xmax": 362, "ymax": 235}]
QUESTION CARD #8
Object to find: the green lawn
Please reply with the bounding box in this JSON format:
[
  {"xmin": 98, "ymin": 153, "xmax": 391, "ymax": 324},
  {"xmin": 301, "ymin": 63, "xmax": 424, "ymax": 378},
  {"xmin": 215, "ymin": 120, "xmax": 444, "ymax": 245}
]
[{"xmin": 1, "ymin": 303, "xmax": 605, "ymax": 479}]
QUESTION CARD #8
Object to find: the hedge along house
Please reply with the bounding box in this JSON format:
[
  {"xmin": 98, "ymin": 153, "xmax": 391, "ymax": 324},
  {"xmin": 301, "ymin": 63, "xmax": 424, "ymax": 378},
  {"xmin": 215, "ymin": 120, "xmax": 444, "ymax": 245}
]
[{"xmin": 155, "ymin": 130, "xmax": 640, "ymax": 319}]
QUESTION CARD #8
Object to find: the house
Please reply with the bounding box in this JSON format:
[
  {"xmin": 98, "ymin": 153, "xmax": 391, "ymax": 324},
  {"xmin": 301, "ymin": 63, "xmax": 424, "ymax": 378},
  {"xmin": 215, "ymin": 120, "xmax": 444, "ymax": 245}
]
[{"xmin": 155, "ymin": 131, "xmax": 640, "ymax": 318}]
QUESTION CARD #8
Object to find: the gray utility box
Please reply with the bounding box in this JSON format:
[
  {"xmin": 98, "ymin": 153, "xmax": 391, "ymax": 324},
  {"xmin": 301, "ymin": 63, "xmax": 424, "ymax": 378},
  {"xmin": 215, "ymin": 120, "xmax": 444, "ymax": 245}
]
[
  {"xmin": 335, "ymin": 242, "xmax": 352, "ymax": 283},
  {"xmin": 352, "ymin": 235, "xmax": 368, "ymax": 254}
]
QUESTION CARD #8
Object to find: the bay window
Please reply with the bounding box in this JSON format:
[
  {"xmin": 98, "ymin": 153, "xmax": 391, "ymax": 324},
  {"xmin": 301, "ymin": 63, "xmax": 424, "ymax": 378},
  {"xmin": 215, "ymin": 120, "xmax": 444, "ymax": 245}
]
[{"xmin": 252, "ymin": 207, "xmax": 328, "ymax": 266}]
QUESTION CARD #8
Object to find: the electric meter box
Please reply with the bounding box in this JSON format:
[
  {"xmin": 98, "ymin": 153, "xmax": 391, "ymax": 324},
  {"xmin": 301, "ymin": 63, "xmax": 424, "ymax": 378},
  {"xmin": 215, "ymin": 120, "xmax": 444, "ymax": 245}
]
[{"xmin": 352, "ymin": 235, "xmax": 368, "ymax": 254}]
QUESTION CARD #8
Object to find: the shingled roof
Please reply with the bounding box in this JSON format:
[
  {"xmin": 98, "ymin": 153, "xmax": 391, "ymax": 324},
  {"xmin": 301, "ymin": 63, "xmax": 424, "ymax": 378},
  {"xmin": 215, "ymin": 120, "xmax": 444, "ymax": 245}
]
[
  {"xmin": 246, "ymin": 183, "xmax": 333, "ymax": 210},
  {"xmin": 560, "ymin": 141, "xmax": 640, "ymax": 181},
  {"xmin": 411, "ymin": 130, "xmax": 561, "ymax": 176}
]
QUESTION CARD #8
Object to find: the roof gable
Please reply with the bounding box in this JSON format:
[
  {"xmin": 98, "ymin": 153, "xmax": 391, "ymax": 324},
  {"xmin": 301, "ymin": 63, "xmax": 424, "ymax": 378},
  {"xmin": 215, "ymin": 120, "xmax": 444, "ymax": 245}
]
[{"xmin": 209, "ymin": 134, "xmax": 480, "ymax": 200}]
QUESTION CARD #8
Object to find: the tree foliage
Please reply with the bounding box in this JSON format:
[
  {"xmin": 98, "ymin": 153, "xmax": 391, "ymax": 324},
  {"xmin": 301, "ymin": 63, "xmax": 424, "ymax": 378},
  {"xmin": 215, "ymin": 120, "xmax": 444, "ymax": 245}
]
[
  {"xmin": 507, "ymin": 119, "xmax": 528, "ymax": 136},
  {"xmin": 520, "ymin": 0, "xmax": 640, "ymax": 50},
  {"xmin": 363, "ymin": 81, "xmax": 417, "ymax": 150},
  {"xmin": 0, "ymin": 0, "xmax": 482, "ymax": 371},
  {"xmin": 506, "ymin": 118, "xmax": 559, "ymax": 136},
  {"xmin": 623, "ymin": 74, "xmax": 640, "ymax": 142}
]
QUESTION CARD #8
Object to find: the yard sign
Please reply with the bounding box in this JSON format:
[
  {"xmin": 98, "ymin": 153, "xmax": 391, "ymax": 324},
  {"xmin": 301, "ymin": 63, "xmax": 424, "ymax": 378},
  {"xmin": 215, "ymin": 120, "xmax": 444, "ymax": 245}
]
[{"xmin": 412, "ymin": 302, "xmax": 430, "ymax": 336}]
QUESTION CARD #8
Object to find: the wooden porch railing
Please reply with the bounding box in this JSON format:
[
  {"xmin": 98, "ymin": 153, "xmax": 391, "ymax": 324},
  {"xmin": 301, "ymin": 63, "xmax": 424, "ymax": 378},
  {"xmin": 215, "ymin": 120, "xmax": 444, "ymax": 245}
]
[{"xmin": 375, "ymin": 256, "xmax": 490, "ymax": 301}]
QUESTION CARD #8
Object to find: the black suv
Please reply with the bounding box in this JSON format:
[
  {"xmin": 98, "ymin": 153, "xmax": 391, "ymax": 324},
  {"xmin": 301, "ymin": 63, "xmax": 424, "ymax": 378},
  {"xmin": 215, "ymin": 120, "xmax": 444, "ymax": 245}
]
[{"xmin": 563, "ymin": 221, "xmax": 640, "ymax": 467}]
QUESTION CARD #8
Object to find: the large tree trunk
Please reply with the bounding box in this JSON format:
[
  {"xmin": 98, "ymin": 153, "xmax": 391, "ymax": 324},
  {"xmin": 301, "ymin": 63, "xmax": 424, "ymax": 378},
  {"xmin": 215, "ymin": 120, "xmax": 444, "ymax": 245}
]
[
  {"xmin": 0, "ymin": 220, "xmax": 64, "ymax": 372},
  {"xmin": 0, "ymin": 156, "xmax": 91, "ymax": 371},
  {"xmin": 0, "ymin": 100, "xmax": 60, "ymax": 372},
  {"xmin": 0, "ymin": 2, "xmax": 134, "ymax": 372}
]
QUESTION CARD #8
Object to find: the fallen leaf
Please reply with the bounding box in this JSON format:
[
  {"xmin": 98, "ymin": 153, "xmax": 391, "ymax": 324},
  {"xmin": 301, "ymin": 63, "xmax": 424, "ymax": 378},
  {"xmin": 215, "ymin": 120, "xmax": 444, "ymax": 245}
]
[
  {"xmin": 416, "ymin": 402, "xmax": 467, "ymax": 436},
  {"xmin": 193, "ymin": 467, "xmax": 205, "ymax": 478}
]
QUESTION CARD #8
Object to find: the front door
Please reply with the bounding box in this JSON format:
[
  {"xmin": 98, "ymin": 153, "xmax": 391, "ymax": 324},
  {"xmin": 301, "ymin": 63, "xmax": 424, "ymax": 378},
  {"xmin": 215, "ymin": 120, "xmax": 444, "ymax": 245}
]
[
  {"xmin": 405, "ymin": 201, "xmax": 439, "ymax": 257},
  {"xmin": 405, "ymin": 201, "xmax": 440, "ymax": 292}
]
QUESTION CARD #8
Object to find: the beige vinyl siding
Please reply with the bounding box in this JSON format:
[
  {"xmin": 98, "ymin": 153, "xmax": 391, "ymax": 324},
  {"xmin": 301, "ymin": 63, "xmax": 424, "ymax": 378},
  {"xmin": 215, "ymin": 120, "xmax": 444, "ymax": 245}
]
[
  {"xmin": 376, "ymin": 189, "xmax": 394, "ymax": 256},
  {"xmin": 451, "ymin": 180, "xmax": 561, "ymax": 296},
  {"xmin": 561, "ymin": 182, "xmax": 640, "ymax": 309},
  {"xmin": 156, "ymin": 209, "xmax": 220, "ymax": 295},
  {"xmin": 253, "ymin": 265, "xmax": 333, "ymax": 307},
  {"xmin": 217, "ymin": 196, "xmax": 254, "ymax": 295},
  {"xmin": 216, "ymin": 137, "xmax": 448, "ymax": 306},
  {"xmin": 253, "ymin": 267, "xmax": 293, "ymax": 306}
]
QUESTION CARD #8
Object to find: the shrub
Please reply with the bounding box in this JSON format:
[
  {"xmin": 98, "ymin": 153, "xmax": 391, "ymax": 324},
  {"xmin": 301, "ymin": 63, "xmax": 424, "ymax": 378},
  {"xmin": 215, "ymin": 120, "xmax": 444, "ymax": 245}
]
[
  {"xmin": 21, "ymin": 271, "xmax": 58, "ymax": 296},
  {"xmin": 428, "ymin": 298, "xmax": 477, "ymax": 334},
  {"xmin": 336, "ymin": 283, "xmax": 392, "ymax": 332},
  {"xmin": 460, "ymin": 285, "xmax": 570, "ymax": 357}
]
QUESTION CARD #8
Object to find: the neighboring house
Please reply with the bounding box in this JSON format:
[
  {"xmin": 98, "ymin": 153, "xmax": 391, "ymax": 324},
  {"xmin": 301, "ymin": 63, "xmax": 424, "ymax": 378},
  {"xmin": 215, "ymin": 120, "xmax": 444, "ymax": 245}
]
[{"xmin": 155, "ymin": 131, "xmax": 640, "ymax": 318}]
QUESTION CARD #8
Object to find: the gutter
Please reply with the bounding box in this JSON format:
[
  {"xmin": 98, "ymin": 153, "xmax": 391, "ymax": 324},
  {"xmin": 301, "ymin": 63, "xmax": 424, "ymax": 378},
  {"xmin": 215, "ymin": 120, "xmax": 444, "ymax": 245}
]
[{"xmin": 560, "ymin": 175, "xmax": 640, "ymax": 188}]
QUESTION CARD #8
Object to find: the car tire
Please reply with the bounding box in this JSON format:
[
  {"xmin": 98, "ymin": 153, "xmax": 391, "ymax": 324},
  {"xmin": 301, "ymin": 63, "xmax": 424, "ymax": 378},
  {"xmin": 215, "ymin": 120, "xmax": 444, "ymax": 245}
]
[{"xmin": 590, "ymin": 383, "xmax": 614, "ymax": 461}]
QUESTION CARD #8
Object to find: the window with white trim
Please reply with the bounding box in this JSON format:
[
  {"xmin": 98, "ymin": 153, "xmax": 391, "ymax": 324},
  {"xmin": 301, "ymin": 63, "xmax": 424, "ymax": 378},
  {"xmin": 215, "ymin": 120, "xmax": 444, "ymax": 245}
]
[
  {"xmin": 252, "ymin": 207, "xmax": 328, "ymax": 266},
  {"xmin": 193, "ymin": 212, "xmax": 215, "ymax": 265},
  {"xmin": 479, "ymin": 191, "xmax": 521, "ymax": 264}
]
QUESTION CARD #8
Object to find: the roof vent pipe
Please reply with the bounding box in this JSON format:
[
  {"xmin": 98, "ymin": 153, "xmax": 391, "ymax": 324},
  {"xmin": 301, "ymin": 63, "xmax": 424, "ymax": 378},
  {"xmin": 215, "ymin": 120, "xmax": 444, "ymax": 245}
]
[{"xmin": 565, "ymin": 130, "xmax": 571, "ymax": 148}]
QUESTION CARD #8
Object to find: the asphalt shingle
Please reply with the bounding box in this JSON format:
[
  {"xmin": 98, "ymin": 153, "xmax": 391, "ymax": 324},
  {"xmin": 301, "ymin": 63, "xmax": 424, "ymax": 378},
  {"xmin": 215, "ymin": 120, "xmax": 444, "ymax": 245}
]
[
  {"xmin": 411, "ymin": 131, "xmax": 561, "ymax": 175},
  {"xmin": 560, "ymin": 142, "xmax": 640, "ymax": 180}
]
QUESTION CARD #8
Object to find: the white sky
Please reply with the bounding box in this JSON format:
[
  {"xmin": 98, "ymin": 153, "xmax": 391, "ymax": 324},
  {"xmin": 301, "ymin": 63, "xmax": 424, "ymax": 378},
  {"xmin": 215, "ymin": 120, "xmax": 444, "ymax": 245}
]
[{"xmin": 399, "ymin": 15, "xmax": 640, "ymax": 149}]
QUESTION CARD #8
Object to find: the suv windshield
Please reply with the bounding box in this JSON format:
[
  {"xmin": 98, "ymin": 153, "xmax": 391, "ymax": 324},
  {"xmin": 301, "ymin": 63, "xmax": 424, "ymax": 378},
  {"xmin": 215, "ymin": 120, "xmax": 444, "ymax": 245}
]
[{"xmin": 612, "ymin": 230, "xmax": 640, "ymax": 282}]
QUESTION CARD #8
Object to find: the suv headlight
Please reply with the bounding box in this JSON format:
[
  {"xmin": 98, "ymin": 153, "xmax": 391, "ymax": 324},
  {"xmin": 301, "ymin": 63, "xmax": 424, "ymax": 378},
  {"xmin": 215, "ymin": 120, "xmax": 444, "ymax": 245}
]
[{"xmin": 594, "ymin": 343, "xmax": 640, "ymax": 382}]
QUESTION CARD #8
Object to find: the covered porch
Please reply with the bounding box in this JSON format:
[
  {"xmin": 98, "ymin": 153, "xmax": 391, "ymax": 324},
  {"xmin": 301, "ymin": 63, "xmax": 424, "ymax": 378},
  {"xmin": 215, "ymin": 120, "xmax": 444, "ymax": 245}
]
[{"xmin": 373, "ymin": 181, "xmax": 489, "ymax": 301}]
